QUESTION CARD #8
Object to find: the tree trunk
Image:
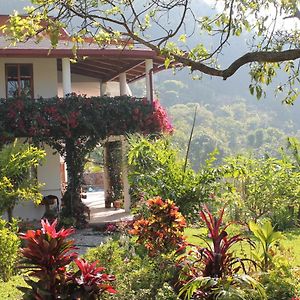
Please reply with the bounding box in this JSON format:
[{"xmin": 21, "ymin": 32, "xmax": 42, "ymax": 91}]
[
  {"xmin": 61, "ymin": 139, "xmax": 88, "ymax": 228},
  {"xmin": 6, "ymin": 206, "xmax": 13, "ymax": 223}
]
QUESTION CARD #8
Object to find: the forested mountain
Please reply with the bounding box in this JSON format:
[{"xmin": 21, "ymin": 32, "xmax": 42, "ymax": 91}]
[
  {"xmin": 129, "ymin": 0, "xmax": 300, "ymax": 169},
  {"xmin": 131, "ymin": 67, "xmax": 300, "ymax": 169}
]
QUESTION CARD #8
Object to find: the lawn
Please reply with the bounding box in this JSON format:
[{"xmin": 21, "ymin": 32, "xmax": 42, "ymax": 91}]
[
  {"xmin": 0, "ymin": 274, "xmax": 27, "ymax": 300},
  {"xmin": 185, "ymin": 226, "xmax": 300, "ymax": 267}
]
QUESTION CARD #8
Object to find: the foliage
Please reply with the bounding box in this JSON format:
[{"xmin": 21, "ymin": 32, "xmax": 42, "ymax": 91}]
[
  {"xmin": 166, "ymin": 101, "xmax": 293, "ymax": 169},
  {"xmin": 0, "ymin": 218, "xmax": 20, "ymax": 282},
  {"xmin": 254, "ymin": 267, "xmax": 300, "ymax": 300},
  {"xmin": 0, "ymin": 95, "xmax": 171, "ymax": 227},
  {"xmin": 19, "ymin": 219, "xmax": 116, "ymax": 299},
  {"xmin": 128, "ymin": 136, "xmax": 223, "ymax": 219},
  {"xmin": 249, "ymin": 220, "xmax": 283, "ymax": 272},
  {"xmin": 129, "ymin": 197, "xmax": 187, "ymax": 256},
  {"xmin": 178, "ymin": 206, "xmax": 265, "ymax": 300},
  {"xmin": 0, "ymin": 140, "xmax": 45, "ymax": 221},
  {"xmin": 223, "ymin": 155, "xmax": 300, "ymax": 226},
  {"xmin": 0, "ymin": 96, "xmax": 172, "ymax": 142},
  {"xmin": 85, "ymin": 236, "xmax": 178, "ymax": 300}
]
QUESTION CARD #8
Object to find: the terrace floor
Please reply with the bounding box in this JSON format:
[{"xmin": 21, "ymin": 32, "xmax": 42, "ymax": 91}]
[{"xmin": 82, "ymin": 191, "xmax": 133, "ymax": 226}]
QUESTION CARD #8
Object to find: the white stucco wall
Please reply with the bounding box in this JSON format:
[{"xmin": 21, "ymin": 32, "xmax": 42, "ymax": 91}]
[
  {"xmin": 2, "ymin": 144, "xmax": 61, "ymax": 221},
  {"xmin": 37, "ymin": 145, "xmax": 61, "ymax": 198},
  {"xmin": 0, "ymin": 58, "xmax": 60, "ymax": 220},
  {"xmin": 0, "ymin": 57, "xmax": 58, "ymax": 98},
  {"xmin": 57, "ymin": 71, "xmax": 121, "ymax": 97}
]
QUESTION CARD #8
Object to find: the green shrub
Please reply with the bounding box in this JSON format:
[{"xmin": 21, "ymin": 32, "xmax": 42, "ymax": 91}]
[
  {"xmin": 85, "ymin": 236, "xmax": 178, "ymax": 300},
  {"xmin": 256, "ymin": 269, "xmax": 298, "ymax": 300},
  {"xmin": 0, "ymin": 218, "xmax": 20, "ymax": 282}
]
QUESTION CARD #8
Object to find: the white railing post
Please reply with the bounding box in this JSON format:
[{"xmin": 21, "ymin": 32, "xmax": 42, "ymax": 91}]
[
  {"xmin": 100, "ymin": 79, "xmax": 107, "ymax": 96},
  {"xmin": 119, "ymin": 72, "xmax": 127, "ymax": 96},
  {"xmin": 145, "ymin": 59, "xmax": 153, "ymax": 101}
]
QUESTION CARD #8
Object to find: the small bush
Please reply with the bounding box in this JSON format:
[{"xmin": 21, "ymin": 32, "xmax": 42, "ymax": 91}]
[
  {"xmin": 85, "ymin": 237, "xmax": 178, "ymax": 300},
  {"xmin": 129, "ymin": 197, "xmax": 187, "ymax": 256},
  {"xmin": 0, "ymin": 218, "xmax": 20, "ymax": 282}
]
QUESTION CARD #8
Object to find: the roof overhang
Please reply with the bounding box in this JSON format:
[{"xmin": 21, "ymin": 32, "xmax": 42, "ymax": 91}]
[{"xmin": 0, "ymin": 14, "xmax": 166, "ymax": 83}]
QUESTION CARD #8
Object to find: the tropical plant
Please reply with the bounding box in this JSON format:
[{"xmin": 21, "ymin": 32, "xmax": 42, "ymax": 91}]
[
  {"xmin": 249, "ymin": 220, "xmax": 283, "ymax": 272},
  {"xmin": 0, "ymin": 140, "xmax": 45, "ymax": 221},
  {"xmin": 128, "ymin": 136, "xmax": 223, "ymax": 219},
  {"xmin": 178, "ymin": 206, "xmax": 266, "ymax": 300},
  {"xmin": 19, "ymin": 219, "xmax": 116, "ymax": 299},
  {"xmin": 70, "ymin": 258, "xmax": 116, "ymax": 299},
  {"xmin": 129, "ymin": 197, "xmax": 187, "ymax": 257}
]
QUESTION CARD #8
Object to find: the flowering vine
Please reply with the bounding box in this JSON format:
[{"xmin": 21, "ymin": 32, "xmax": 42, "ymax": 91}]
[{"xmin": 0, "ymin": 95, "xmax": 172, "ymax": 227}]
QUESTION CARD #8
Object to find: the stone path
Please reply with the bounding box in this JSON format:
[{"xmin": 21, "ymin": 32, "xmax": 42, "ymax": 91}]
[{"xmin": 73, "ymin": 191, "xmax": 133, "ymax": 254}]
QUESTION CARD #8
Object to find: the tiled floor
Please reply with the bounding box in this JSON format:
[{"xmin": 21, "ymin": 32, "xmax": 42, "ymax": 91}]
[{"xmin": 82, "ymin": 191, "xmax": 133, "ymax": 225}]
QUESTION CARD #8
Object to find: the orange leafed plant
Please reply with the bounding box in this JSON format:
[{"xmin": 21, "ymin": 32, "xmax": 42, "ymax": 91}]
[{"xmin": 129, "ymin": 197, "xmax": 187, "ymax": 256}]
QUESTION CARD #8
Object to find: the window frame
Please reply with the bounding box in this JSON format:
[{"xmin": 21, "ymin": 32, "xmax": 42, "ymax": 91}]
[{"xmin": 5, "ymin": 63, "xmax": 34, "ymax": 99}]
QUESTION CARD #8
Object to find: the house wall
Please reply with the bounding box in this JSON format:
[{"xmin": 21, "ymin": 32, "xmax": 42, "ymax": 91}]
[
  {"xmin": 0, "ymin": 58, "xmax": 61, "ymax": 220},
  {"xmin": 57, "ymin": 71, "xmax": 121, "ymax": 97},
  {"xmin": 0, "ymin": 57, "xmax": 57, "ymax": 98},
  {"xmin": 3, "ymin": 144, "xmax": 61, "ymax": 221}
]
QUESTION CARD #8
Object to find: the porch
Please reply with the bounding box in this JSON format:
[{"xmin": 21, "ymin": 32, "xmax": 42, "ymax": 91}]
[{"xmin": 81, "ymin": 190, "xmax": 133, "ymax": 226}]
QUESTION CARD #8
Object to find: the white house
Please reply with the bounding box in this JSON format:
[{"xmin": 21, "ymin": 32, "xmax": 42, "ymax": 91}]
[{"xmin": 0, "ymin": 12, "xmax": 165, "ymax": 221}]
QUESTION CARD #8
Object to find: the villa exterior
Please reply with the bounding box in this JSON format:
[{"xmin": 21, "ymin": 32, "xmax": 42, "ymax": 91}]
[{"xmin": 0, "ymin": 14, "xmax": 165, "ymax": 221}]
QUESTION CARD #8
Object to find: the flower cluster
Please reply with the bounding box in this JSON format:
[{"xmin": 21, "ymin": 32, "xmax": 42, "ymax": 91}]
[
  {"xmin": 0, "ymin": 95, "xmax": 172, "ymax": 143},
  {"xmin": 129, "ymin": 197, "xmax": 186, "ymax": 256}
]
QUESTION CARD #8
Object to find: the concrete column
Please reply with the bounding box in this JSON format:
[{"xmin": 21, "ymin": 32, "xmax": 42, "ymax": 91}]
[
  {"xmin": 100, "ymin": 79, "xmax": 107, "ymax": 96},
  {"xmin": 62, "ymin": 58, "xmax": 72, "ymax": 96},
  {"xmin": 103, "ymin": 143, "xmax": 111, "ymax": 208},
  {"xmin": 119, "ymin": 72, "xmax": 127, "ymax": 96},
  {"xmin": 121, "ymin": 137, "xmax": 131, "ymax": 212},
  {"xmin": 145, "ymin": 59, "xmax": 153, "ymax": 101}
]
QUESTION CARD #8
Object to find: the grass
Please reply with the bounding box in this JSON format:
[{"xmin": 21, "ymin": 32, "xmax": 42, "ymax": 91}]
[
  {"xmin": 185, "ymin": 226, "xmax": 300, "ymax": 267},
  {"xmin": 0, "ymin": 274, "xmax": 27, "ymax": 300}
]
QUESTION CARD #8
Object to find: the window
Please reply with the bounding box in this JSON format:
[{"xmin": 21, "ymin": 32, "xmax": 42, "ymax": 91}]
[{"xmin": 5, "ymin": 64, "xmax": 33, "ymax": 98}]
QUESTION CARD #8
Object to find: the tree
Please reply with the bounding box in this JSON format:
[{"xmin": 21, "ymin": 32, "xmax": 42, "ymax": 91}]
[
  {"xmin": 223, "ymin": 154, "xmax": 300, "ymax": 228},
  {"xmin": 3, "ymin": 0, "xmax": 300, "ymax": 103},
  {"xmin": 0, "ymin": 140, "xmax": 45, "ymax": 222}
]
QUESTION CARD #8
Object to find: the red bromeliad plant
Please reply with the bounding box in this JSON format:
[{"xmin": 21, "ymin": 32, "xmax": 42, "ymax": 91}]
[
  {"xmin": 129, "ymin": 197, "xmax": 187, "ymax": 257},
  {"xmin": 178, "ymin": 206, "xmax": 265, "ymax": 300},
  {"xmin": 19, "ymin": 219, "xmax": 116, "ymax": 300},
  {"xmin": 70, "ymin": 258, "xmax": 116, "ymax": 299},
  {"xmin": 19, "ymin": 219, "xmax": 77, "ymax": 299}
]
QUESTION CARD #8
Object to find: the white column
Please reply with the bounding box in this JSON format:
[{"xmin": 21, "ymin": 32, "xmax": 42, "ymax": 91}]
[
  {"xmin": 145, "ymin": 59, "xmax": 153, "ymax": 101},
  {"xmin": 62, "ymin": 58, "xmax": 72, "ymax": 96},
  {"xmin": 119, "ymin": 72, "xmax": 127, "ymax": 96},
  {"xmin": 103, "ymin": 143, "xmax": 111, "ymax": 208},
  {"xmin": 100, "ymin": 79, "xmax": 107, "ymax": 96},
  {"xmin": 121, "ymin": 137, "xmax": 131, "ymax": 212}
]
